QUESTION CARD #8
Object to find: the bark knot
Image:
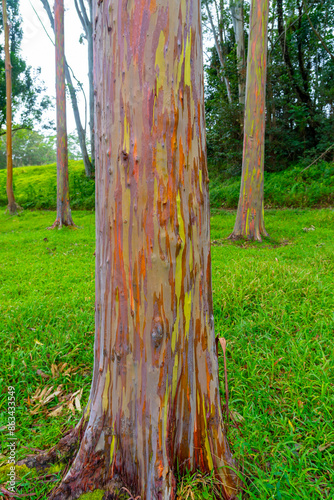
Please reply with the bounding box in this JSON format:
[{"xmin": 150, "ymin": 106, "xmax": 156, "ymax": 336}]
[{"xmin": 151, "ymin": 321, "xmax": 164, "ymax": 348}]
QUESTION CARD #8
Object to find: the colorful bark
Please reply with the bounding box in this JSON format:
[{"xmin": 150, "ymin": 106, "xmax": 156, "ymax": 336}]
[
  {"xmin": 2, "ymin": 0, "xmax": 16, "ymax": 214},
  {"xmin": 51, "ymin": 0, "xmax": 239, "ymax": 498},
  {"xmin": 50, "ymin": 0, "xmax": 75, "ymax": 228},
  {"xmin": 230, "ymin": 0, "xmax": 269, "ymax": 241}
]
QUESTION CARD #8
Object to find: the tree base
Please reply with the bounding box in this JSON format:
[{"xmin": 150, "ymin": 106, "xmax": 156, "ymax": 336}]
[
  {"xmin": 5, "ymin": 202, "xmax": 23, "ymax": 215},
  {"xmin": 48, "ymin": 218, "xmax": 77, "ymax": 230},
  {"xmin": 228, "ymin": 227, "xmax": 269, "ymax": 242},
  {"xmin": 18, "ymin": 420, "xmax": 85, "ymax": 472}
]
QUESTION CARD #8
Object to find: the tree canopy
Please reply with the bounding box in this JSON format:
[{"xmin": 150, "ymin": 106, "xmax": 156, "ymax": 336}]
[{"xmin": 0, "ymin": 0, "xmax": 51, "ymax": 132}]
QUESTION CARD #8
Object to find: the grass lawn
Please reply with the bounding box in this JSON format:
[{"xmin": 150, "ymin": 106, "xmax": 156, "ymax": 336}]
[{"xmin": 0, "ymin": 208, "xmax": 333, "ymax": 499}]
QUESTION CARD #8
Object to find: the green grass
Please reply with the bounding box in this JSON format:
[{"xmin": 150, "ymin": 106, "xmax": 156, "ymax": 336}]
[{"xmin": 0, "ymin": 208, "xmax": 333, "ymax": 499}]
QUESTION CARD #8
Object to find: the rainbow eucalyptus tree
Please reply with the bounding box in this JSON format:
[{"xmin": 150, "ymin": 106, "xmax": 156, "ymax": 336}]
[
  {"xmin": 230, "ymin": 0, "xmax": 270, "ymax": 241},
  {"xmin": 2, "ymin": 0, "xmax": 17, "ymax": 214},
  {"xmin": 50, "ymin": 0, "xmax": 75, "ymax": 228},
  {"xmin": 46, "ymin": 0, "xmax": 239, "ymax": 497}
]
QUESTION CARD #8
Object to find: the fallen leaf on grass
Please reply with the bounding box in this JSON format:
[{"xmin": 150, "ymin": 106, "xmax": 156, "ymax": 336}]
[
  {"xmin": 48, "ymin": 405, "xmax": 64, "ymax": 417},
  {"xmin": 36, "ymin": 369, "xmax": 49, "ymax": 379},
  {"xmin": 74, "ymin": 396, "xmax": 82, "ymax": 413},
  {"xmin": 230, "ymin": 409, "xmax": 244, "ymax": 423},
  {"xmin": 34, "ymin": 339, "xmax": 43, "ymax": 346},
  {"xmin": 30, "ymin": 385, "xmax": 83, "ymax": 417},
  {"xmin": 319, "ymin": 442, "xmax": 333, "ymax": 452},
  {"xmin": 51, "ymin": 364, "xmax": 59, "ymax": 378}
]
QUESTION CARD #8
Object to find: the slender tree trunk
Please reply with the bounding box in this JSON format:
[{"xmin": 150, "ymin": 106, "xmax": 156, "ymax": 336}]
[
  {"xmin": 86, "ymin": 0, "xmax": 95, "ymax": 168},
  {"xmin": 205, "ymin": 0, "xmax": 233, "ymax": 103},
  {"xmin": 49, "ymin": 0, "xmax": 75, "ymax": 228},
  {"xmin": 73, "ymin": 0, "xmax": 95, "ymax": 172},
  {"xmin": 230, "ymin": 0, "xmax": 270, "ymax": 241},
  {"xmin": 50, "ymin": 0, "xmax": 239, "ymax": 497},
  {"xmin": 2, "ymin": 0, "xmax": 17, "ymax": 214},
  {"xmin": 40, "ymin": 0, "xmax": 93, "ymax": 178},
  {"xmin": 230, "ymin": 0, "xmax": 245, "ymax": 105}
]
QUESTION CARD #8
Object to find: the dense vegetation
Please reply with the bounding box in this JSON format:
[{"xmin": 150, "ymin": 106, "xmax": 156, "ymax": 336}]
[
  {"xmin": 0, "ymin": 159, "xmax": 332, "ymax": 211},
  {"xmin": 0, "ymin": 209, "xmax": 333, "ymax": 498},
  {"xmin": 0, "ymin": 0, "xmax": 51, "ymax": 131},
  {"xmin": 204, "ymin": 0, "xmax": 334, "ymax": 175},
  {"xmin": 0, "ymin": 161, "xmax": 95, "ymax": 210}
]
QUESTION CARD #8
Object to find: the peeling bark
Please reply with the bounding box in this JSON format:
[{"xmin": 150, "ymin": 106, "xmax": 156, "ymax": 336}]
[
  {"xmin": 230, "ymin": 0, "xmax": 269, "ymax": 241},
  {"xmin": 50, "ymin": 0, "xmax": 75, "ymax": 229},
  {"xmin": 2, "ymin": 0, "xmax": 18, "ymax": 215},
  {"xmin": 50, "ymin": 0, "xmax": 239, "ymax": 498}
]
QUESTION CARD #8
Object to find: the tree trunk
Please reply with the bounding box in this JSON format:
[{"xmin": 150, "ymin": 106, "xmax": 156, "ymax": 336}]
[
  {"xmin": 50, "ymin": 0, "xmax": 239, "ymax": 497},
  {"xmin": 2, "ymin": 0, "xmax": 17, "ymax": 214},
  {"xmin": 86, "ymin": 0, "xmax": 95, "ymax": 168},
  {"xmin": 230, "ymin": 0, "xmax": 269, "ymax": 241},
  {"xmin": 40, "ymin": 0, "xmax": 93, "ymax": 178},
  {"xmin": 50, "ymin": 0, "xmax": 75, "ymax": 228},
  {"xmin": 230, "ymin": 0, "xmax": 245, "ymax": 105},
  {"xmin": 205, "ymin": 0, "xmax": 233, "ymax": 104}
]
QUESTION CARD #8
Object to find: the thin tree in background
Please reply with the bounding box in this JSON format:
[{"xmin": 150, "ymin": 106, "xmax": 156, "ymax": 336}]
[
  {"xmin": 205, "ymin": 0, "xmax": 233, "ymax": 103},
  {"xmin": 2, "ymin": 0, "xmax": 17, "ymax": 214},
  {"xmin": 230, "ymin": 0, "xmax": 270, "ymax": 241},
  {"xmin": 39, "ymin": 0, "xmax": 93, "ymax": 178},
  {"xmin": 74, "ymin": 0, "xmax": 94, "ymax": 168},
  {"xmin": 26, "ymin": 0, "xmax": 240, "ymax": 497},
  {"xmin": 230, "ymin": 0, "xmax": 245, "ymax": 105},
  {"xmin": 49, "ymin": 0, "xmax": 75, "ymax": 228}
]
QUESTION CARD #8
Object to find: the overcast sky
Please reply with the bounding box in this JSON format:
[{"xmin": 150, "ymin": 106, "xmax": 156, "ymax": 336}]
[{"xmin": 20, "ymin": 0, "xmax": 89, "ymax": 135}]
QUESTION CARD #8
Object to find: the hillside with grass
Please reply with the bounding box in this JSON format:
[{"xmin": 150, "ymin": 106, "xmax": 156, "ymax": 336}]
[
  {"xmin": 0, "ymin": 160, "xmax": 333, "ymax": 211},
  {"xmin": 0, "ymin": 161, "xmax": 95, "ymax": 211}
]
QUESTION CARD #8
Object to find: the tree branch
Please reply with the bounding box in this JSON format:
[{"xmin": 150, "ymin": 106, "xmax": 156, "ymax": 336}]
[
  {"xmin": 204, "ymin": 0, "xmax": 232, "ymax": 103},
  {"xmin": 78, "ymin": 0, "xmax": 91, "ymax": 33},
  {"xmin": 74, "ymin": 0, "xmax": 88, "ymax": 35},
  {"xmin": 302, "ymin": 0, "xmax": 334, "ymax": 63}
]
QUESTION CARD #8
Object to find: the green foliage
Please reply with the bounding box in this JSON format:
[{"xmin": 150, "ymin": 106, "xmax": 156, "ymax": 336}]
[
  {"xmin": 0, "ymin": 129, "xmax": 57, "ymax": 169},
  {"xmin": 204, "ymin": 0, "xmax": 334, "ymax": 173},
  {"xmin": 0, "ymin": 160, "xmax": 95, "ymax": 209},
  {"xmin": 0, "ymin": 209, "xmax": 333, "ymax": 498},
  {"xmin": 0, "ymin": 0, "xmax": 52, "ymax": 130},
  {"xmin": 2, "ymin": 160, "xmax": 332, "ymax": 212},
  {"xmin": 209, "ymin": 160, "xmax": 334, "ymax": 208}
]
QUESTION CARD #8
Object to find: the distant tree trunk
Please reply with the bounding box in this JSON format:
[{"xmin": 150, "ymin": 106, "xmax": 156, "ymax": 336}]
[
  {"xmin": 230, "ymin": 0, "xmax": 269, "ymax": 241},
  {"xmin": 49, "ymin": 0, "xmax": 75, "ymax": 228},
  {"xmin": 74, "ymin": 0, "xmax": 95, "ymax": 168},
  {"xmin": 205, "ymin": 0, "xmax": 233, "ymax": 103},
  {"xmin": 230, "ymin": 0, "xmax": 245, "ymax": 105},
  {"xmin": 49, "ymin": 0, "xmax": 239, "ymax": 497},
  {"xmin": 40, "ymin": 0, "xmax": 93, "ymax": 178},
  {"xmin": 2, "ymin": 0, "xmax": 17, "ymax": 214}
]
